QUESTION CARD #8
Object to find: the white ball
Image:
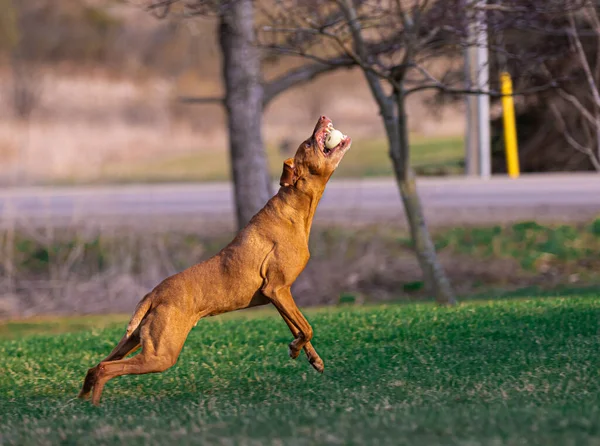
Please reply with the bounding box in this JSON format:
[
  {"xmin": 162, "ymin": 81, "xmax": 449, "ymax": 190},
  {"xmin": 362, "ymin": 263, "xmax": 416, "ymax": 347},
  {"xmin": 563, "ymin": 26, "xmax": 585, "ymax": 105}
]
[{"xmin": 325, "ymin": 129, "xmax": 344, "ymax": 149}]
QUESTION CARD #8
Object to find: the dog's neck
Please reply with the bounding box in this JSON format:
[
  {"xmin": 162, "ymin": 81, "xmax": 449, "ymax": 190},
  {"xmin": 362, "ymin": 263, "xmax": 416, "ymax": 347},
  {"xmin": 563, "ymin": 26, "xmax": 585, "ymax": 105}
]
[{"xmin": 274, "ymin": 175, "xmax": 329, "ymax": 239}]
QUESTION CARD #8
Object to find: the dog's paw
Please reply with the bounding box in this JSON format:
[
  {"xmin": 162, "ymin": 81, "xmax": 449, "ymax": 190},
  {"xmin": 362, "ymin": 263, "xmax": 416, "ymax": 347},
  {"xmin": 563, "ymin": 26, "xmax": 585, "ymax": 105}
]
[
  {"xmin": 288, "ymin": 343, "xmax": 301, "ymax": 359},
  {"xmin": 78, "ymin": 367, "xmax": 98, "ymax": 400},
  {"xmin": 309, "ymin": 356, "xmax": 324, "ymax": 373}
]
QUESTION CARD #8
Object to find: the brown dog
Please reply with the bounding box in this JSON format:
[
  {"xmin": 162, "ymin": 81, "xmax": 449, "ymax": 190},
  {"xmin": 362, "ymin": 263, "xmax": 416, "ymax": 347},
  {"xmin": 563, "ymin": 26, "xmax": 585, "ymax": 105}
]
[{"xmin": 78, "ymin": 116, "xmax": 351, "ymax": 405}]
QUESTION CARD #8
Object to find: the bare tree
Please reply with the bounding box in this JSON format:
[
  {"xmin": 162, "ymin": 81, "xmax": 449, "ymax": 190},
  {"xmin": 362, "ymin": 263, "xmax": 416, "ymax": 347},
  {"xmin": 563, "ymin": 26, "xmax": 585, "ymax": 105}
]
[
  {"xmin": 546, "ymin": 2, "xmax": 600, "ymax": 171},
  {"xmin": 470, "ymin": 0, "xmax": 599, "ymax": 173},
  {"xmin": 144, "ymin": 0, "xmax": 352, "ymax": 229},
  {"xmin": 259, "ymin": 0, "xmax": 580, "ymax": 304},
  {"xmin": 219, "ymin": 0, "xmax": 272, "ymax": 226}
]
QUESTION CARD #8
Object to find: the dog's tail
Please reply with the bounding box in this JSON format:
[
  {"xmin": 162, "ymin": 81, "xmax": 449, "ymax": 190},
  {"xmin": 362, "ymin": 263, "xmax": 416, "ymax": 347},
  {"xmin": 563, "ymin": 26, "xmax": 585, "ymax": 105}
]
[{"xmin": 125, "ymin": 292, "xmax": 153, "ymax": 337}]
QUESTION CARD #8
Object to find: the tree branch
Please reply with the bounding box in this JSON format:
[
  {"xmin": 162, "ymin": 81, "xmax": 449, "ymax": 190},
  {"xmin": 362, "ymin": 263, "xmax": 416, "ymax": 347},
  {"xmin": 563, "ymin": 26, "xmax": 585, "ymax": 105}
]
[
  {"xmin": 550, "ymin": 102, "xmax": 600, "ymax": 171},
  {"xmin": 263, "ymin": 57, "xmax": 353, "ymax": 107},
  {"xmin": 337, "ymin": 0, "xmax": 394, "ymax": 103},
  {"xmin": 472, "ymin": 3, "xmax": 528, "ymax": 13},
  {"xmin": 257, "ymin": 2, "xmax": 351, "ymax": 56},
  {"xmin": 263, "ymin": 41, "xmax": 389, "ymax": 83},
  {"xmin": 556, "ymin": 88, "xmax": 597, "ymax": 126},
  {"xmin": 146, "ymin": 0, "xmax": 176, "ymax": 19},
  {"xmin": 177, "ymin": 96, "xmax": 224, "ymax": 105},
  {"xmin": 567, "ymin": 10, "xmax": 600, "ymax": 108},
  {"xmin": 406, "ymin": 79, "xmax": 560, "ymax": 97},
  {"xmin": 178, "ymin": 57, "xmax": 354, "ymax": 108}
]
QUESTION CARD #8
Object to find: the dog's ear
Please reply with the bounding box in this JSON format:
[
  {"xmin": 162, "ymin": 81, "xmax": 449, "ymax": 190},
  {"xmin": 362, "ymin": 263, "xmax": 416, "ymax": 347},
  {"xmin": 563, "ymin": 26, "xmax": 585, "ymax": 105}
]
[{"xmin": 279, "ymin": 158, "xmax": 296, "ymax": 187}]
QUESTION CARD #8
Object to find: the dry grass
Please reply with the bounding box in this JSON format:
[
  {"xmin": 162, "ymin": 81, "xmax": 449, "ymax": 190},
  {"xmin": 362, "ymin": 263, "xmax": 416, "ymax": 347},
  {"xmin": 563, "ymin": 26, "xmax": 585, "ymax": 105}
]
[
  {"xmin": 0, "ymin": 67, "xmax": 465, "ymax": 185},
  {"xmin": 93, "ymin": 135, "xmax": 464, "ymax": 184},
  {"xmin": 0, "ymin": 0, "xmax": 468, "ymax": 185}
]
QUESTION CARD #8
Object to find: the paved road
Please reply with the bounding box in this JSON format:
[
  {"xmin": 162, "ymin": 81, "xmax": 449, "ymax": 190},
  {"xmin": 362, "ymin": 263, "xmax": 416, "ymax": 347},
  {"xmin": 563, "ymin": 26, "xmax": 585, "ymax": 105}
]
[{"xmin": 0, "ymin": 173, "xmax": 598, "ymax": 229}]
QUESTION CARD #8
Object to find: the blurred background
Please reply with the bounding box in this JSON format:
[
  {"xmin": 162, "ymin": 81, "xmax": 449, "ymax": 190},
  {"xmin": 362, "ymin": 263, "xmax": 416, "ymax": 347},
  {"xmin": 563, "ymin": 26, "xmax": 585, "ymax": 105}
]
[
  {"xmin": 0, "ymin": 0, "xmax": 464, "ymax": 186},
  {"xmin": 0, "ymin": 0, "xmax": 598, "ymax": 320}
]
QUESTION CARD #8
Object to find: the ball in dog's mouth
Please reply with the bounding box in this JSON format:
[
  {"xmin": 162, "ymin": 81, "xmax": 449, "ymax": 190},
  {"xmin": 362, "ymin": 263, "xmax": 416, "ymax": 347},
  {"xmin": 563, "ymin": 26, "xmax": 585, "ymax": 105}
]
[
  {"xmin": 322, "ymin": 124, "xmax": 347, "ymax": 155},
  {"xmin": 325, "ymin": 129, "xmax": 344, "ymax": 150}
]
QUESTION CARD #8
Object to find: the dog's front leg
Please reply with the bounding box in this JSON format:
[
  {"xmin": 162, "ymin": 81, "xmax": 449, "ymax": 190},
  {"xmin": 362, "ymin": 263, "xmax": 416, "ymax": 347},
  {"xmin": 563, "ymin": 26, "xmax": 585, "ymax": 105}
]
[
  {"xmin": 279, "ymin": 312, "xmax": 324, "ymax": 373},
  {"xmin": 262, "ymin": 286, "xmax": 315, "ymax": 359}
]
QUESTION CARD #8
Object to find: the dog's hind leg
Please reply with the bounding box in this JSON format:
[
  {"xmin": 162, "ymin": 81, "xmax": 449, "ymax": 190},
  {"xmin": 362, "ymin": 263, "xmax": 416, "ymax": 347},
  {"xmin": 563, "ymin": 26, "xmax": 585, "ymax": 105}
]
[
  {"xmin": 280, "ymin": 313, "xmax": 324, "ymax": 373},
  {"xmin": 78, "ymin": 331, "xmax": 141, "ymax": 400},
  {"xmin": 89, "ymin": 306, "xmax": 191, "ymax": 406},
  {"xmin": 90, "ymin": 350, "xmax": 177, "ymax": 406},
  {"xmin": 103, "ymin": 331, "xmax": 142, "ymax": 362}
]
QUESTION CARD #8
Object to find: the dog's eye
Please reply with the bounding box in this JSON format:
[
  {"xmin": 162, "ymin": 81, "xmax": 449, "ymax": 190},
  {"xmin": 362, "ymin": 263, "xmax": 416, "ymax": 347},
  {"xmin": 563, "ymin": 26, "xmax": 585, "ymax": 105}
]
[{"xmin": 305, "ymin": 142, "xmax": 311, "ymax": 148}]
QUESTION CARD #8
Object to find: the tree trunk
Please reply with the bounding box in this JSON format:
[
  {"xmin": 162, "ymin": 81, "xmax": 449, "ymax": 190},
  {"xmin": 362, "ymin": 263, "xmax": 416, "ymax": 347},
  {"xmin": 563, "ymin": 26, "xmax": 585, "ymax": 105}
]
[
  {"xmin": 391, "ymin": 89, "xmax": 456, "ymax": 305},
  {"xmin": 219, "ymin": 0, "xmax": 272, "ymax": 229}
]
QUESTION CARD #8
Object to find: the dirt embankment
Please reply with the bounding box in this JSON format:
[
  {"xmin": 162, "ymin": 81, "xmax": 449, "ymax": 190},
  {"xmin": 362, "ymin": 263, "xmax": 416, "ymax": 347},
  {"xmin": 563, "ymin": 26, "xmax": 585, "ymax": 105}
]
[{"xmin": 1, "ymin": 220, "xmax": 598, "ymax": 319}]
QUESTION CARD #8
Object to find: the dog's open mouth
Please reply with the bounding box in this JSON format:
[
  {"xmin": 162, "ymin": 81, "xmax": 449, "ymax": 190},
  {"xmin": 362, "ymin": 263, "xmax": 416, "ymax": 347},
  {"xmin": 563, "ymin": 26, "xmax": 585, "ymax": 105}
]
[{"xmin": 318, "ymin": 122, "xmax": 350, "ymax": 156}]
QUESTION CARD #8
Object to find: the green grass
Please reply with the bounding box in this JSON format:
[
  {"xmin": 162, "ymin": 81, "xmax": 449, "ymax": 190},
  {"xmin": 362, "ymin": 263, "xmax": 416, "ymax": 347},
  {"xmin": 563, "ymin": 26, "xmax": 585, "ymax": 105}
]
[
  {"xmin": 434, "ymin": 220, "xmax": 600, "ymax": 271},
  {"xmin": 95, "ymin": 135, "xmax": 464, "ymax": 184},
  {"xmin": 0, "ymin": 314, "xmax": 129, "ymax": 340},
  {"xmin": 2, "ymin": 296, "xmax": 600, "ymax": 445}
]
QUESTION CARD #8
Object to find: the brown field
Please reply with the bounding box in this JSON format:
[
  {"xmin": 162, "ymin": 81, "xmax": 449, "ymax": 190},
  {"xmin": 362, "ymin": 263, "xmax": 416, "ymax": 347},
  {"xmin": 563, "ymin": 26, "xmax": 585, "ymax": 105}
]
[
  {"xmin": 0, "ymin": 69, "xmax": 465, "ymax": 185},
  {"xmin": 0, "ymin": 2, "xmax": 465, "ymax": 185}
]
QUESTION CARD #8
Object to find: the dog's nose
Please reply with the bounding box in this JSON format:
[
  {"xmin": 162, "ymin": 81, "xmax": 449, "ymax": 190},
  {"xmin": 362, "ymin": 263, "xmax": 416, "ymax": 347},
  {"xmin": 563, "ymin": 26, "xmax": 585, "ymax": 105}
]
[
  {"xmin": 320, "ymin": 115, "xmax": 332, "ymax": 126},
  {"xmin": 315, "ymin": 115, "xmax": 331, "ymax": 133}
]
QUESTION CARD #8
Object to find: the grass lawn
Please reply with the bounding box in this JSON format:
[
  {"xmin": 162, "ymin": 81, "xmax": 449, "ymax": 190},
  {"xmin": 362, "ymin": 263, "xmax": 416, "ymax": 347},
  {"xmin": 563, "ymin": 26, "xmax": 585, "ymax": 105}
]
[
  {"xmin": 1, "ymin": 295, "xmax": 599, "ymax": 445},
  {"xmin": 95, "ymin": 135, "xmax": 464, "ymax": 184}
]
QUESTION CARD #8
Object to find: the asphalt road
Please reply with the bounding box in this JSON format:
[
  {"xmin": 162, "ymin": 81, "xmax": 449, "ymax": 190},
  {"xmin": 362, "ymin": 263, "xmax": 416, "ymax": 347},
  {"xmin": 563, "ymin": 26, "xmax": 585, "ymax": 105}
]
[{"xmin": 0, "ymin": 173, "xmax": 598, "ymax": 230}]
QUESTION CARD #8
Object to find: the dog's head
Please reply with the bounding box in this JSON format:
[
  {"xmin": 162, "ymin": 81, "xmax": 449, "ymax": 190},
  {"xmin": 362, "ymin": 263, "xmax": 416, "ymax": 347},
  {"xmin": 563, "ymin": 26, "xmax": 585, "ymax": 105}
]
[{"xmin": 279, "ymin": 116, "xmax": 352, "ymax": 188}]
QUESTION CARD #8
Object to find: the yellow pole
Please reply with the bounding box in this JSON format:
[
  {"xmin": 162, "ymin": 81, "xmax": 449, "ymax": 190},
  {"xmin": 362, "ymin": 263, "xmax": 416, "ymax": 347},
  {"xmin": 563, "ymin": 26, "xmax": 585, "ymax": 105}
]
[{"xmin": 500, "ymin": 71, "xmax": 520, "ymax": 178}]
